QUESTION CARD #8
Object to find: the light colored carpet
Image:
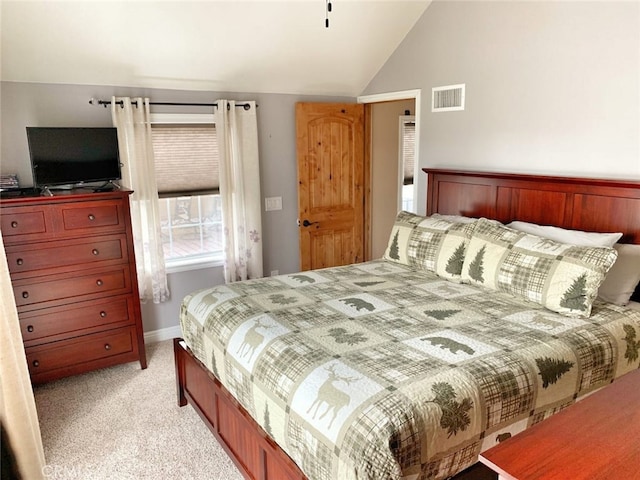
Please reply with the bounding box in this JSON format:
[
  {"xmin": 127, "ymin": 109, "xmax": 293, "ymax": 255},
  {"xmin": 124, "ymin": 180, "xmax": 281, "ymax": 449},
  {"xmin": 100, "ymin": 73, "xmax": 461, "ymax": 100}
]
[{"xmin": 34, "ymin": 340, "xmax": 243, "ymax": 480}]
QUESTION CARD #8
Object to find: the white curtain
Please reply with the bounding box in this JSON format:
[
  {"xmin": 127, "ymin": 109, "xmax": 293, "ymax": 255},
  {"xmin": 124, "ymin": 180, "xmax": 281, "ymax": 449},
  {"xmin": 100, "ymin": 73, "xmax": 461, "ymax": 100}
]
[
  {"xmin": 112, "ymin": 97, "xmax": 169, "ymax": 303},
  {"xmin": 215, "ymin": 100, "xmax": 263, "ymax": 282},
  {"xmin": 0, "ymin": 235, "xmax": 45, "ymax": 479}
]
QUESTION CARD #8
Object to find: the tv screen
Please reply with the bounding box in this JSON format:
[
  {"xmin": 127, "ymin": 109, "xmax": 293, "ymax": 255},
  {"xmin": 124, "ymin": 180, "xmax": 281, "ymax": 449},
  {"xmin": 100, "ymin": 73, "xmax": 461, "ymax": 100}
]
[{"xmin": 26, "ymin": 127, "xmax": 121, "ymax": 188}]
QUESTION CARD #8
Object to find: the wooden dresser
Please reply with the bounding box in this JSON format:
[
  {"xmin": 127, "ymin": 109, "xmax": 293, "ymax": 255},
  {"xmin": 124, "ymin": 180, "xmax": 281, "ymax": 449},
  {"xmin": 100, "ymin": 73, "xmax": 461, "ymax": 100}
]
[{"xmin": 1, "ymin": 190, "xmax": 147, "ymax": 384}]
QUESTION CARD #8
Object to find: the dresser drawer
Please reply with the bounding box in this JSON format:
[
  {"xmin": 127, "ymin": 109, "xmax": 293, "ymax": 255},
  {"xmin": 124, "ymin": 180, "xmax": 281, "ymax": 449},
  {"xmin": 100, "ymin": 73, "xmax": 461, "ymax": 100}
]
[
  {"xmin": 26, "ymin": 327, "xmax": 136, "ymax": 381},
  {"xmin": 61, "ymin": 201, "xmax": 124, "ymax": 232},
  {"xmin": 5, "ymin": 234, "xmax": 128, "ymax": 276},
  {"xmin": 20, "ymin": 295, "xmax": 134, "ymax": 346},
  {"xmin": 13, "ymin": 266, "xmax": 131, "ymax": 309},
  {"xmin": 0, "ymin": 207, "xmax": 49, "ymax": 238},
  {"xmin": 1, "ymin": 196, "xmax": 127, "ymax": 242}
]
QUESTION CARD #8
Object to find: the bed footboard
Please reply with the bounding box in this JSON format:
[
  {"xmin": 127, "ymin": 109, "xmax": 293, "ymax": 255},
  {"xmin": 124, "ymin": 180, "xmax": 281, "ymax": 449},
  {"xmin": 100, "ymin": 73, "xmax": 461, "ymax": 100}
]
[
  {"xmin": 173, "ymin": 338, "xmax": 306, "ymax": 480},
  {"xmin": 173, "ymin": 338, "xmax": 496, "ymax": 480}
]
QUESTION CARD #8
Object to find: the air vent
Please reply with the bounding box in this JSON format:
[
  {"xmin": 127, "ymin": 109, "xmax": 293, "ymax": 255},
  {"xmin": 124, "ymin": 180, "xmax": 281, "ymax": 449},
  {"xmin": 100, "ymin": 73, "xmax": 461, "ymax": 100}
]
[{"xmin": 432, "ymin": 84, "xmax": 465, "ymax": 112}]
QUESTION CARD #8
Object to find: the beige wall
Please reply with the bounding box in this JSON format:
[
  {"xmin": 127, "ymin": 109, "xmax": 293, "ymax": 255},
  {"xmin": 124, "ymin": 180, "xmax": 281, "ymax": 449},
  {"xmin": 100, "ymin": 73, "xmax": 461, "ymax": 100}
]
[
  {"xmin": 370, "ymin": 99, "xmax": 415, "ymax": 259},
  {"xmin": 363, "ymin": 1, "xmax": 640, "ymax": 213},
  {"xmin": 0, "ymin": 81, "xmax": 355, "ymax": 332}
]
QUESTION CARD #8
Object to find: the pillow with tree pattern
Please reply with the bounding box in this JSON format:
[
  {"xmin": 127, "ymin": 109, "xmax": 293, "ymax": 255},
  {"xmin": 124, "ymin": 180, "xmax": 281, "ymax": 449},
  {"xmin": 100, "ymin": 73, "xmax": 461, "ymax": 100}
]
[
  {"xmin": 384, "ymin": 211, "xmax": 477, "ymax": 282},
  {"xmin": 461, "ymin": 218, "xmax": 618, "ymax": 317}
]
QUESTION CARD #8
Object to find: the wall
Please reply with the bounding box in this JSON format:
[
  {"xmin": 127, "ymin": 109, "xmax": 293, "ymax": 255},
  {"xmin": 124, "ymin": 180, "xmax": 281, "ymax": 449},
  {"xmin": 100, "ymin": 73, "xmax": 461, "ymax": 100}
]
[
  {"xmin": 362, "ymin": 1, "xmax": 640, "ymax": 208},
  {"xmin": 370, "ymin": 99, "xmax": 415, "ymax": 259},
  {"xmin": 140, "ymin": 265, "xmax": 225, "ymax": 336},
  {"xmin": 0, "ymin": 81, "xmax": 354, "ymax": 333}
]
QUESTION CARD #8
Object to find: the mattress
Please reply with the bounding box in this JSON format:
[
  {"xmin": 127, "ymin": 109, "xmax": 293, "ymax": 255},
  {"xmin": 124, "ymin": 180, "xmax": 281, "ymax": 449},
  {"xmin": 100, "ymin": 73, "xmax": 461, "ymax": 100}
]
[{"xmin": 179, "ymin": 259, "xmax": 640, "ymax": 480}]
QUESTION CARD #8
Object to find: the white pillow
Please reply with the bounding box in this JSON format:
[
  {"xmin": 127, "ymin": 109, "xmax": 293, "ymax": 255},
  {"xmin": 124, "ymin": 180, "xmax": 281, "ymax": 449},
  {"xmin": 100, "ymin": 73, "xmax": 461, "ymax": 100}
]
[
  {"xmin": 507, "ymin": 221, "xmax": 622, "ymax": 248},
  {"xmin": 598, "ymin": 244, "xmax": 640, "ymax": 305}
]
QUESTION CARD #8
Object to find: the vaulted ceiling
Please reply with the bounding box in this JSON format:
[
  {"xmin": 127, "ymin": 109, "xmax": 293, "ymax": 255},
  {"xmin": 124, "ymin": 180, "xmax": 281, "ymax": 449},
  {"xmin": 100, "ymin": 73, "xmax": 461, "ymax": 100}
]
[{"xmin": 1, "ymin": 1, "xmax": 431, "ymax": 96}]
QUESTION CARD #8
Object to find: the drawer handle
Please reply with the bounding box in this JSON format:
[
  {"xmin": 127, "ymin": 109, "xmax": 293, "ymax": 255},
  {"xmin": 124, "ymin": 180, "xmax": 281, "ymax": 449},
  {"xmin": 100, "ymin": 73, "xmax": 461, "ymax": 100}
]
[
  {"xmin": 32, "ymin": 360, "xmax": 40, "ymax": 368},
  {"xmin": 22, "ymin": 291, "xmax": 29, "ymax": 299},
  {"xmin": 11, "ymin": 221, "xmax": 18, "ymax": 228},
  {"xmin": 27, "ymin": 325, "xmax": 34, "ymax": 333},
  {"xmin": 100, "ymin": 311, "xmax": 107, "ymax": 318},
  {"xmin": 16, "ymin": 258, "xmax": 24, "ymax": 266},
  {"xmin": 92, "ymin": 249, "xmax": 100, "ymax": 256},
  {"xmin": 104, "ymin": 344, "xmax": 112, "ymax": 351},
  {"xmin": 88, "ymin": 214, "xmax": 96, "ymax": 221},
  {"xmin": 96, "ymin": 279, "xmax": 104, "ymax": 287}
]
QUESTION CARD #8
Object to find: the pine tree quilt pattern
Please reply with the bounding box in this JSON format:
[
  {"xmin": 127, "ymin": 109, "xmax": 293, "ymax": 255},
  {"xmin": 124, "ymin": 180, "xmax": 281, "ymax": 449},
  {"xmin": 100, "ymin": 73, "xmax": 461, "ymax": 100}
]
[
  {"xmin": 180, "ymin": 260, "xmax": 639, "ymax": 480},
  {"xmin": 462, "ymin": 219, "xmax": 618, "ymax": 317}
]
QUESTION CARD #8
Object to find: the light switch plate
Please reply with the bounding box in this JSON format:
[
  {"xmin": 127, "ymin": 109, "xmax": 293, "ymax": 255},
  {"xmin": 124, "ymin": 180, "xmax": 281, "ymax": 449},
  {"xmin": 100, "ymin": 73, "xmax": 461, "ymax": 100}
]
[{"xmin": 265, "ymin": 196, "xmax": 282, "ymax": 211}]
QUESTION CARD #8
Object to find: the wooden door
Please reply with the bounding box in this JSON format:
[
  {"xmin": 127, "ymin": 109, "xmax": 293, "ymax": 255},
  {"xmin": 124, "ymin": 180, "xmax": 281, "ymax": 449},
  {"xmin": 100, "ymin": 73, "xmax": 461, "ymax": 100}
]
[{"xmin": 296, "ymin": 102, "xmax": 365, "ymax": 271}]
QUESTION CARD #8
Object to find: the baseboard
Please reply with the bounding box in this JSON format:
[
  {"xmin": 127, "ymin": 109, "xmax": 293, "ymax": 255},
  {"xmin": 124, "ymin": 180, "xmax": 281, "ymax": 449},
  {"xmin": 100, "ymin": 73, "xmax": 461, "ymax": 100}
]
[{"xmin": 144, "ymin": 325, "xmax": 182, "ymax": 344}]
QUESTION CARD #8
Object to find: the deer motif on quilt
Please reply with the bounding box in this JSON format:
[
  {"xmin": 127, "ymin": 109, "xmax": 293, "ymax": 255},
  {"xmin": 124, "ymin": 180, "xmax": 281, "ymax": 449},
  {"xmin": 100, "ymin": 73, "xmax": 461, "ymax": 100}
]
[
  {"xmin": 307, "ymin": 364, "xmax": 357, "ymax": 429},
  {"xmin": 237, "ymin": 317, "xmax": 275, "ymax": 361}
]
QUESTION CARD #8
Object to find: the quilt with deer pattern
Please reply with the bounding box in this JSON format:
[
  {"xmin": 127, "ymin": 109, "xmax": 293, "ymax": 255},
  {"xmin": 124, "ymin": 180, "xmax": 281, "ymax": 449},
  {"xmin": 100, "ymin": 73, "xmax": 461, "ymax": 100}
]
[{"xmin": 179, "ymin": 259, "xmax": 640, "ymax": 480}]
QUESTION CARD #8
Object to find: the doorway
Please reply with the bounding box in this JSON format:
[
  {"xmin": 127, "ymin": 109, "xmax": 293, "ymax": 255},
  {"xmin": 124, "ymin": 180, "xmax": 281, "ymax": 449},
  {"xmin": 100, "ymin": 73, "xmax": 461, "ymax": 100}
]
[
  {"xmin": 294, "ymin": 91, "xmax": 421, "ymax": 267},
  {"xmin": 359, "ymin": 90, "xmax": 421, "ymax": 260}
]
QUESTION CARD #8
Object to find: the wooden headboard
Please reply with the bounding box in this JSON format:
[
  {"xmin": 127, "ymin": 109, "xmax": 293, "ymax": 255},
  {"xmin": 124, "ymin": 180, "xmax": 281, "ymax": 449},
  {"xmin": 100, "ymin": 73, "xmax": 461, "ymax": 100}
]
[{"xmin": 424, "ymin": 169, "xmax": 640, "ymax": 245}]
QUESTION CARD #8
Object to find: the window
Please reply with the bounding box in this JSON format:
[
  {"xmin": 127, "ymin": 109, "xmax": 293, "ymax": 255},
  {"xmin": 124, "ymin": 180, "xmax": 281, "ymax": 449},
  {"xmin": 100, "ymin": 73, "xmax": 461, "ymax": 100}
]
[
  {"xmin": 150, "ymin": 114, "xmax": 223, "ymax": 268},
  {"xmin": 156, "ymin": 194, "xmax": 223, "ymax": 264},
  {"xmin": 399, "ymin": 117, "xmax": 415, "ymax": 212}
]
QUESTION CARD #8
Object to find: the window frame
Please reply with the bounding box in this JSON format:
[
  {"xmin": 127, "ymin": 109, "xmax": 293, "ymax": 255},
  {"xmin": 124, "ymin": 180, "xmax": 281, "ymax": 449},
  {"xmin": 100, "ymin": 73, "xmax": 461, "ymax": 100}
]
[{"xmin": 150, "ymin": 113, "xmax": 224, "ymax": 273}]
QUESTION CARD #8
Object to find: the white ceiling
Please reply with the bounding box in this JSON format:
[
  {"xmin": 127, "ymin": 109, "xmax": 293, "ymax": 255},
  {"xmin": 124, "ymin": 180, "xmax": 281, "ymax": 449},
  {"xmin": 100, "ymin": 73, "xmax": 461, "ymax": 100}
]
[{"xmin": 1, "ymin": 1, "xmax": 430, "ymax": 97}]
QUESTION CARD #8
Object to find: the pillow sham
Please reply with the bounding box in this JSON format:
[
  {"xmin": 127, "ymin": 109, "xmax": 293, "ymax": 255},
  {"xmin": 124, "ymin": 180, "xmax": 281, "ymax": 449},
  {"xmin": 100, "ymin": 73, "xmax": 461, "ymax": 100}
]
[
  {"xmin": 462, "ymin": 218, "xmax": 618, "ymax": 317},
  {"xmin": 598, "ymin": 243, "xmax": 640, "ymax": 306},
  {"xmin": 506, "ymin": 221, "xmax": 622, "ymax": 248},
  {"xmin": 431, "ymin": 213, "xmax": 477, "ymax": 224},
  {"xmin": 384, "ymin": 211, "xmax": 425, "ymax": 266},
  {"xmin": 384, "ymin": 211, "xmax": 477, "ymax": 281}
]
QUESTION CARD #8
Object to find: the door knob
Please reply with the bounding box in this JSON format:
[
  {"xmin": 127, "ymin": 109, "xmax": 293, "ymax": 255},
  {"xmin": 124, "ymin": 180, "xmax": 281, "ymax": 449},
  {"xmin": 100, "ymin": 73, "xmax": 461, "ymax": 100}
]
[{"xmin": 302, "ymin": 219, "xmax": 318, "ymax": 227}]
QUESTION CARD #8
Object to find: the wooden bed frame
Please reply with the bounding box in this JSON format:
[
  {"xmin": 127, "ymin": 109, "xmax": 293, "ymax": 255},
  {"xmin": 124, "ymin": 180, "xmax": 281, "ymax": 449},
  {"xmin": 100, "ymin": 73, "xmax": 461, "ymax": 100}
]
[{"xmin": 174, "ymin": 169, "xmax": 640, "ymax": 480}]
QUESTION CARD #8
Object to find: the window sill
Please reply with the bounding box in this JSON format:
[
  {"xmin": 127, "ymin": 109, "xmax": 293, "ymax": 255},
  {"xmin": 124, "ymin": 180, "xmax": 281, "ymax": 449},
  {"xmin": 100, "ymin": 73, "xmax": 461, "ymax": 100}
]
[{"xmin": 165, "ymin": 256, "xmax": 224, "ymax": 274}]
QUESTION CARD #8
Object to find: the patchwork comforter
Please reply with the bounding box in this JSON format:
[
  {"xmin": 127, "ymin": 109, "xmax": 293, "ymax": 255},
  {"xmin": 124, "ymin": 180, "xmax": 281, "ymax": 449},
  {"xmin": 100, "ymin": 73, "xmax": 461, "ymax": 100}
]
[{"xmin": 179, "ymin": 260, "xmax": 640, "ymax": 480}]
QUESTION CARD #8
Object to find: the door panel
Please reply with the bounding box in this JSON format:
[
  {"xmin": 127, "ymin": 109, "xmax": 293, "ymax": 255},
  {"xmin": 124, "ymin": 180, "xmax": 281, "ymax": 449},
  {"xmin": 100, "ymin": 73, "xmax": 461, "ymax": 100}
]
[{"xmin": 296, "ymin": 103, "xmax": 365, "ymax": 271}]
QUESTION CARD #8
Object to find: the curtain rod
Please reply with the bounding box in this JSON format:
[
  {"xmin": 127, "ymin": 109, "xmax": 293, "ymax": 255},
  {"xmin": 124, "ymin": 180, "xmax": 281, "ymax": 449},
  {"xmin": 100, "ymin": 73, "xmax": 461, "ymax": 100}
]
[{"xmin": 89, "ymin": 98, "xmax": 255, "ymax": 110}]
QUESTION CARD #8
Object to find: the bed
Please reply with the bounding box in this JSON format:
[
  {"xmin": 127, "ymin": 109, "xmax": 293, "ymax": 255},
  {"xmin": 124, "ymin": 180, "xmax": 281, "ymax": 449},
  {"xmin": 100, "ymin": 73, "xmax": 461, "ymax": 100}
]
[{"xmin": 174, "ymin": 168, "xmax": 640, "ymax": 480}]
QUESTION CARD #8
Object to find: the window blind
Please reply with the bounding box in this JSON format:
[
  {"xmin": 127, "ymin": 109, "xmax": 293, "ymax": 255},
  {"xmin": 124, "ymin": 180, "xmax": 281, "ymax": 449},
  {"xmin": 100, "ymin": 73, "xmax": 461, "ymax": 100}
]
[
  {"xmin": 402, "ymin": 121, "xmax": 415, "ymax": 185},
  {"xmin": 151, "ymin": 124, "xmax": 219, "ymax": 197}
]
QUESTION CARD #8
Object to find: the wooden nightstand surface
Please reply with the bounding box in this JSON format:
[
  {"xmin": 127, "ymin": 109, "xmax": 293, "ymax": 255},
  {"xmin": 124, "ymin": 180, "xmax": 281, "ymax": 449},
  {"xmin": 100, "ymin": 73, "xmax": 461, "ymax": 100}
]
[{"xmin": 479, "ymin": 369, "xmax": 640, "ymax": 480}]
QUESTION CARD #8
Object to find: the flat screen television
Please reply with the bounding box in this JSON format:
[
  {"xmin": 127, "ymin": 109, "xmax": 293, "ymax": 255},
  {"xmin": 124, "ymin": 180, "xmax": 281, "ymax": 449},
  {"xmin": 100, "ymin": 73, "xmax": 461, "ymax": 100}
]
[{"xmin": 26, "ymin": 127, "xmax": 122, "ymax": 189}]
